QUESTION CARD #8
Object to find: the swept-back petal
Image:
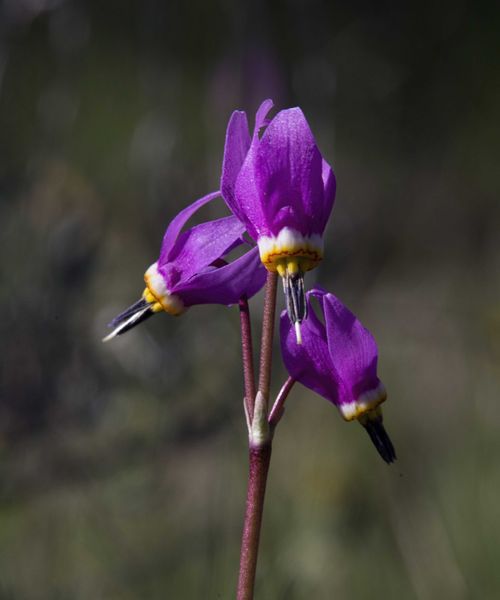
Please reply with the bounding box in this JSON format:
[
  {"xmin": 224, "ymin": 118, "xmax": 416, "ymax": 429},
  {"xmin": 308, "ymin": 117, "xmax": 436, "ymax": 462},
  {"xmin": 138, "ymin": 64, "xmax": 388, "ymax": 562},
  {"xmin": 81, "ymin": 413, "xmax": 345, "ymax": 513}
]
[
  {"xmin": 280, "ymin": 300, "xmax": 339, "ymax": 404},
  {"xmin": 253, "ymin": 98, "xmax": 274, "ymax": 137},
  {"xmin": 221, "ymin": 111, "xmax": 251, "ymax": 223},
  {"xmin": 254, "ymin": 108, "xmax": 327, "ymax": 236},
  {"xmin": 163, "ymin": 215, "xmax": 246, "ymax": 283},
  {"xmin": 159, "ymin": 191, "xmax": 220, "ymax": 264},
  {"xmin": 174, "ymin": 247, "xmax": 266, "ymax": 306},
  {"xmin": 233, "ymin": 140, "xmax": 267, "ymax": 239},
  {"xmin": 323, "ymin": 294, "xmax": 381, "ymax": 403},
  {"xmin": 225, "ymin": 100, "xmax": 274, "ymax": 240},
  {"xmin": 322, "ymin": 159, "xmax": 336, "ymax": 220}
]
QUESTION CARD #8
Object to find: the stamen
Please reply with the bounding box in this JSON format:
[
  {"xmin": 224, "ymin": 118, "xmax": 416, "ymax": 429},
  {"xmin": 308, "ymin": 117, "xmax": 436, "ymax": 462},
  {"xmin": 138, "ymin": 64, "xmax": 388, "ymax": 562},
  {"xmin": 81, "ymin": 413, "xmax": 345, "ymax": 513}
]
[
  {"xmin": 359, "ymin": 410, "xmax": 396, "ymax": 464},
  {"xmin": 103, "ymin": 298, "xmax": 154, "ymax": 342},
  {"xmin": 276, "ymin": 263, "xmax": 286, "ymax": 278},
  {"xmin": 283, "ymin": 269, "xmax": 307, "ymax": 343},
  {"xmin": 294, "ymin": 321, "xmax": 302, "ymax": 345},
  {"xmin": 287, "ymin": 259, "xmax": 299, "ymax": 276},
  {"xmin": 108, "ymin": 297, "xmax": 149, "ymax": 328}
]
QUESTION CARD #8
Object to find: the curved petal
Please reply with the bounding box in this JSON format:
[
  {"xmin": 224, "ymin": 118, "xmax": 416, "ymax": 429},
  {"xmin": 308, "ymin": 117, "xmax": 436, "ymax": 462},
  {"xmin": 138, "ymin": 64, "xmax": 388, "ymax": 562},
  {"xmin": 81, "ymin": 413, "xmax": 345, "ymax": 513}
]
[
  {"xmin": 162, "ymin": 215, "xmax": 246, "ymax": 283},
  {"xmin": 254, "ymin": 108, "xmax": 327, "ymax": 237},
  {"xmin": 323, "ymin": 294, "xmax": 381, "ymax": 403},
  {"xmin": 221, "ymin": 111, "xmax": 251, "ymax": 224},
  {"xmin": 280, "ymin": 300, "xmax": 339, "ymax": 405},
  {"xmin": 322, "ymin": 159, "xmax": 336, "ymax": 225},
  {"xmin": 225, "ymin": 100, "xmax": 275, "ymax": 240},
  {"xmin": 220, "ymin": 100, "xmax": 274, "ymax": 232},
  {"xmin": 233, "ymin": 140, "xmax": 268, "ymax": 239},
  {"xmin": 303, "ymin": 286, "xmax": 330, "ymax": 337},
  {"xmin": 253, "ymin": 98, "xmax": 274, "ymax": 137},
  {"xmin": 174, "ymin": 247, "xmax": 267, "ymax": 306},
  {"xmin": 158, "ymin": 191, "xmax": 221, "ymax": 264}
]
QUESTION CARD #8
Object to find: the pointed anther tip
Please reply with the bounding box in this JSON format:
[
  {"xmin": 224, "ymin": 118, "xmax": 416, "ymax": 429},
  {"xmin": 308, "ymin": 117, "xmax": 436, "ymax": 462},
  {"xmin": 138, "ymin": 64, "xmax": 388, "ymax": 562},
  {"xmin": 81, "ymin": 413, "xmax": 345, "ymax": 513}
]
[
  {"xmin": 360, "ymin": 415, "xmax": 397, "ymax": 465},
  {"xmin": 103, "ymin": 301, "xmax": 155, "ymax": 342},
  {"xmin": 102, "ymin": 325, "xmax": 123, "ymax": 343}
]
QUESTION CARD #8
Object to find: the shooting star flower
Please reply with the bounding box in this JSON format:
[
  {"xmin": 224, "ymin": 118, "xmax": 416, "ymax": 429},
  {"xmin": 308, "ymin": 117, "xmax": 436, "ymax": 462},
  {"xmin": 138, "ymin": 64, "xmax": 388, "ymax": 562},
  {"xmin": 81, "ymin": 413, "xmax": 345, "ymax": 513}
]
[
  {"xmin": 221, "ymin": 100, "xmax": 336, "ymax": 343},
  {"xmin": 280, "ymin": 288, "xmax": 396, "ymax": 463},
  {"xmin": 104, "ymin": 191, "xmax": 267, "ymax": 341}
]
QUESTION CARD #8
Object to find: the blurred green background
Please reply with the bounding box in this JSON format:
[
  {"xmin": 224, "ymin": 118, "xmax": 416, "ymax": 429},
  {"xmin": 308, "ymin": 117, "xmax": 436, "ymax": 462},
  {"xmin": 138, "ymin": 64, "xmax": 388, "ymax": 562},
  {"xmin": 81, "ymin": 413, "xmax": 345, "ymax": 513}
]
[{"xmin": 1, "ymin": 1, "xmax": 499, "ymax": 598}]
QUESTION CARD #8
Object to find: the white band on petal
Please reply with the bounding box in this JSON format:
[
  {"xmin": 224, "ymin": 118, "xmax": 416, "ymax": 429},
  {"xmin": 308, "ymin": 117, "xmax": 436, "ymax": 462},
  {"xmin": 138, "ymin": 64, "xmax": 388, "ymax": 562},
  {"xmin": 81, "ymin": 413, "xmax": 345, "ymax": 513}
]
[
  {"xmin": 339, "ymin": 382, "xmax": 387, "ymax": 421},
  {"xmin": 257, "ymin": 227, "xmax": 323, "ymax": 271},
  {"xmin": 144, "ymin": 262, "xmax": 185, "ymax": 316}
]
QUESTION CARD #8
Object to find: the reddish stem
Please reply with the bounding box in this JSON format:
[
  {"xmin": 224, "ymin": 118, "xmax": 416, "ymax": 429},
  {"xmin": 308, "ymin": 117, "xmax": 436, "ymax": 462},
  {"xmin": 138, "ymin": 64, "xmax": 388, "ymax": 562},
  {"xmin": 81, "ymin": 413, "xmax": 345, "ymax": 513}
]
[
  {"xmin": 268, "ymin": 376, "xmax": 295, "ymax": 429},
  {"xmin": 258, "ymin": 272, "xmax": 278, "ymax": 399},
  {"xmin": 236, "ymin": 443, "xmax": 272, "ymax": 600},
  {"xmin": 237, "ymin": 271, "xmax": 278, "ymax": 600},
  {"xmin": 239, "ymin": 297, "xmax": 256, "ymax": 419}
]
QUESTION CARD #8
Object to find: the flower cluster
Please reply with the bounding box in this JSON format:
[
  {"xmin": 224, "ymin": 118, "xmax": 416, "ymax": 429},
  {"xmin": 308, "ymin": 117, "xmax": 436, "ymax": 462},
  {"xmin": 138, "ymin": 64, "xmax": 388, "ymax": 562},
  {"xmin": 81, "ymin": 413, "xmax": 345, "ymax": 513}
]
[{"xmin": 105, "ymin": 100, "xmax": 395, "ymax": 463}]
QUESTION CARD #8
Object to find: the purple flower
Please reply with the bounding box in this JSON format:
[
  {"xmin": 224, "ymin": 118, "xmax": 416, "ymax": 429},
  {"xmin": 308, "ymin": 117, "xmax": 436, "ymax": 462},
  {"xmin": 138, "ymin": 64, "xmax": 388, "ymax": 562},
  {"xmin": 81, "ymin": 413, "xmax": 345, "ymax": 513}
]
[
  {"xmin": 104, "ymin": 191, "xmax": 267, "ymax": 341},
  {"xmin": 221, "ymin": 100, "xmax": 336, "ymax": 342},
  {"xmin": 280, "ymin": 287, "xmax": 395, "ymax": 463}
]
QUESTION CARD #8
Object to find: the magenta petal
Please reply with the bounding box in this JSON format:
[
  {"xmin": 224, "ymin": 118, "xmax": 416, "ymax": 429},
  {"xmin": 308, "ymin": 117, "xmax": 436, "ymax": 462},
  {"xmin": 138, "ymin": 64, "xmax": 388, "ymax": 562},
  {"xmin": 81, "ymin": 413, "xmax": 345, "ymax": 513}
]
[
  {"xmin": 322, "ymin": 159, "xmax": 336, "ymax": 219},
  {"xmin": 220, "ymin": 100, "xmax": 273, "ymax": 232},
  {"xmin": 233, "ymin": 141, "xmax": 268, "ymax": 239},
  {"xmin": 253, "ymin": 98, "xmax": 274, "ymax": 137},
  {"xmin": 159, "ymin": 191, "xmax": 220, "ymax": 264},
  {"xmin": 174, "ymin": 247, "xmax": 266, "ymax": 306},
  {"xmin": 223, "ymin": 100, "xmax": 274, "ymax": 240},
  {"xmin": 254, "ymin": 108, "xmax": 326, "ymax": 236},
  {"xmin": 163, "ymin": 215, "xmax": 246, "ymax": 283},
  {"xmin": 280, "ymin": 305, "xmax": 339, "ymax": 405},
  {"xmin": 323, "ymin": 294, "xmax": 380, "ymax": 403},
  {"xmin": 221, "ymin": 111, "xmax": 251, "ymax": 224}
]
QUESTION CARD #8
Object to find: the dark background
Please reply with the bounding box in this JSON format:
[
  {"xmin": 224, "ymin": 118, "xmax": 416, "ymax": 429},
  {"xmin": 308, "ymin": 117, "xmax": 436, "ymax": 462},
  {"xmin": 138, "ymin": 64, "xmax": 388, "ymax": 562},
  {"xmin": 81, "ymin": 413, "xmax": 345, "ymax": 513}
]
[{"xmin": 1, "ymin": 1, "xmax": 499, "ymax": 598}]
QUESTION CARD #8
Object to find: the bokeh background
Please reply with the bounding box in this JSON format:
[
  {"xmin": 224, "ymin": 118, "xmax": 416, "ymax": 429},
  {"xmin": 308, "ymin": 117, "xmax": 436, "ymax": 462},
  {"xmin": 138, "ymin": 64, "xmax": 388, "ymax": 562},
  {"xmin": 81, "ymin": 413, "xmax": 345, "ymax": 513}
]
[{"xmin": 1, "ymin": 1, "xmax": 499, "ymax": 598}]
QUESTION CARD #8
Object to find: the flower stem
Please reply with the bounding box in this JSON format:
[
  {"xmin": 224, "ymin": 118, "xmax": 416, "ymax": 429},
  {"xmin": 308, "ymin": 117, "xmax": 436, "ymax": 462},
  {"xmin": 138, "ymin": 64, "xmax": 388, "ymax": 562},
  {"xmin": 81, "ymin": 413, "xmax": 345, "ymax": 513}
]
[
  {"xmin": 237, "ymin": 443, "xmax": 272, "ymax": 600},
  {"xmin": 239, "ymin": 297, "xmax": 257, "ymax": 420},
  {"xmin": 258, "ymin": 272, "xmax": 278, "ymax": 400},
  {"xmin": 268, "ymin": 376, "xmax": 295, "ymax": 429},
  {"xmin": 237, "ymin": 272, "xmax": 278, "ymax": 600}
]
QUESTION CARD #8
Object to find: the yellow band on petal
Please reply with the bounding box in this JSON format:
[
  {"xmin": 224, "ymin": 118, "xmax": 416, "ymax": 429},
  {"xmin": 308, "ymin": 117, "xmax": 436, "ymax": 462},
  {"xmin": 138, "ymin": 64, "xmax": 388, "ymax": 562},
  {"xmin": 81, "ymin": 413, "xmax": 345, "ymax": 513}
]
[
  {"xmin": 257, "ymin": 228, "xmax": 323, "ymax": 274},
  {"xmin": 339, "ymin": 383, "xmax": 387, "ymax": 422},
  {"xmin": 143, "ymin": 263, "xmax": 185, "ymax": 316}
]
